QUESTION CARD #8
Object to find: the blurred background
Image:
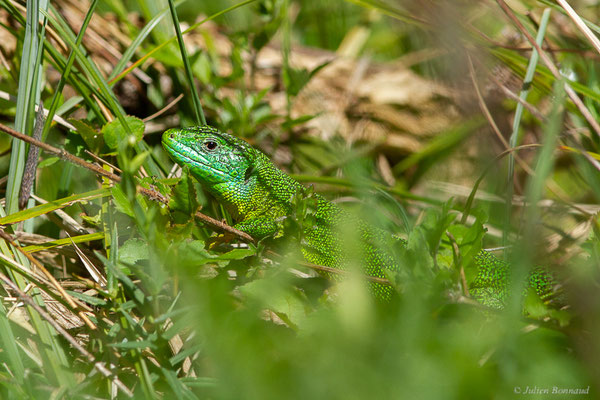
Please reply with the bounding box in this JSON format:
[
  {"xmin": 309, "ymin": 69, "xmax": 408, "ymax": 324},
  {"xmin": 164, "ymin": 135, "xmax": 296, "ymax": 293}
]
[{"xmin": 0, "ymin": 0, "xmax": 599, "ymax": 398}]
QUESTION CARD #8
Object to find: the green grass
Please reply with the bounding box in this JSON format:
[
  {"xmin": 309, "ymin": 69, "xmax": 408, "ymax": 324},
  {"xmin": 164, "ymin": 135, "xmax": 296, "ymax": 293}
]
[{"xmin": 0, "ymin": 0, "xmax": 598, "ymax": 398}]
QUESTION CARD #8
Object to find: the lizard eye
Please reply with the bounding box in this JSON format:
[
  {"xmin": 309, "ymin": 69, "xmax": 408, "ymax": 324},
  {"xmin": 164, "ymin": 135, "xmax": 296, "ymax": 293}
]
[{"xmin": 204, "ymin": 140, "xmax": 218, "ymax": 151}]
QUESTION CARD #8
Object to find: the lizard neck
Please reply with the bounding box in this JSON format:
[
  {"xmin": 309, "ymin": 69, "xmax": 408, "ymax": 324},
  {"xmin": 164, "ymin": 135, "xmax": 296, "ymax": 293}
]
[{"xmin": 210, "ymin": 153, "xmax": 300, "ymax": 221}]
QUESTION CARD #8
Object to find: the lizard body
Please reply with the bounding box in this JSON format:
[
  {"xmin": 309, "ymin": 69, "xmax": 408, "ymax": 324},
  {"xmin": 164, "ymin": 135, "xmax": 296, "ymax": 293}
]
[{"xmin": 162, "ymin": 125, "xmax": 557, "ymax": 306}]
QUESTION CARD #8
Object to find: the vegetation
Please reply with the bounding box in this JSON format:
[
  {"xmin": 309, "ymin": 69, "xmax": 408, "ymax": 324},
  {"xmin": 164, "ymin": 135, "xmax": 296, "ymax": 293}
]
[{"xmin": 0, "ymin": 0, "xmax": 598, "ymax": 398}]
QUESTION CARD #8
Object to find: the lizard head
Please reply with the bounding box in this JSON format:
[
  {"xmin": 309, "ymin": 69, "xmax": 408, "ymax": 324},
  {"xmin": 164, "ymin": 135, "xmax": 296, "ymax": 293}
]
[
  {"xmin": 162, "ymin": 126, "xmax": 257, "ymax": 189},
  {"xmin": 163, "ymin": 125, "xmax": 294, "ymax": 221}
]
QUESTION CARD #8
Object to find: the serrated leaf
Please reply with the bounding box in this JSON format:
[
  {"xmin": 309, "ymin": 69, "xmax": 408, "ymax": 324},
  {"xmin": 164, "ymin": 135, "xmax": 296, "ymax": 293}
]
[
  {"xmin": 119, "ymin": 238, "xmax": 149, "ymax": 264},
  {"xmin": 101, "ymin": 115, "xmax": 145, "ymax": 150}
]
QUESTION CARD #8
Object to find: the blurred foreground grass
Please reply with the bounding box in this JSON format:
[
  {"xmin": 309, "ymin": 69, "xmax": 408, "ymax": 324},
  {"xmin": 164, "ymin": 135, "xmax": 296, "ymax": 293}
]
[{"xmin": 0, "ymin": 0, "xmax": 599, "ymax": 398}]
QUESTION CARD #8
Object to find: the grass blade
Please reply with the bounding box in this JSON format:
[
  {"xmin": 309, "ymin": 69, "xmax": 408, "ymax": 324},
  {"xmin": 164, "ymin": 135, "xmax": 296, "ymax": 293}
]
[
  {"xmin": 40, "ymin": 0, "xmax": 99, "ymax": 143},
  {"xmin": 0, "ymin": 188, "xmax": 110, "ymax": 225},
  {"xmin": 503, "ymin": 8, "xmax": 551, "ymax": 247},
  {"xmin": 4, "ymin": 0, "xmax": 47, "ymax": 214},
  {"xmin": 109, "ymin": 0, "xmax": 257, "ymax": 85},
  {"xmin": 167, "ymin": 0, "xmax": 206, "ymax": 125},
  {"xmin": 21, "ymin": 232, "xmax": 105, "ymax": 253},
  {"xmin": 108, "ymin": 0, "xmax": 184, "ymax": 82}
]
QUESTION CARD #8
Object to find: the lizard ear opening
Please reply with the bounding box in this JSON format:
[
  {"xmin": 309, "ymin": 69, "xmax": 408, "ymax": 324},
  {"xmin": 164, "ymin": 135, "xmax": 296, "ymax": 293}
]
[{"xmin": 244, "ymin": 165, "xmax": 255, "ymax": 182}]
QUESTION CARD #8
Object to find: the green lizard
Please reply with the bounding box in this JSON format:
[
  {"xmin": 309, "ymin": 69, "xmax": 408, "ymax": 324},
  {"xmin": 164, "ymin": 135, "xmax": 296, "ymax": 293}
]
[{"xmin": 162, "ymin": 125, "xmax": 559, "ymax": 307}]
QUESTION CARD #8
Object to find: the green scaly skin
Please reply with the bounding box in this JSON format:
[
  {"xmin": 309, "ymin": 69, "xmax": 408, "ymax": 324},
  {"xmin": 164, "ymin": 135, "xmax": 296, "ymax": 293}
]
[{"xmin": 162, "ymin": 125, "xmax": 558, "ymax": 306}]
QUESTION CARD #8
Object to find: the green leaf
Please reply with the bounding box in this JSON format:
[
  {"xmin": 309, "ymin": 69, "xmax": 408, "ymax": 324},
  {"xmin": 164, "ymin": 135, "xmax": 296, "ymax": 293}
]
[
  {"xmin": 283, "ymin": 60, "xmax": 330, "ymax": 97},
  {"xmin": 110, "ymin": 339, "xmax": 157, "ymax": 350},
  {"xmin": 66, "ymin": 290, "xmax": 107, "ymax": 306},
  {"xmin": 168, "ymin": 168, "xmax": 199, "ymax": 224},
  {"xmin": 446, "ymin": 215, "xmax": 486, "ymax": 268},
  {"xmin": 404, "ymin": 227, "xmax": 435, "ymax": 278},
  {"xmin": 101, "ymin": 115, "xmax": 145, "ymax": 150},
  {"xmin": 119, "ymin": 238, "xmax": 149, "ymax": 264},
  {"xmin": 69, "ymin": 119, "xmax": 103, "ymax": 153},
  {"xmin": 162, "ymin": 367, "xmax": 195, "ymax": 400},
  {"xmin": 129, "ymin": 151, "xmax": 151, "ymax": 174},
  {"xmin": 168, "ymin": 344, "xmax": 202, "ymax": 366},
  {"xmin": 523, "ymin": 289, "xmax": 552, "ymax": 319},
  {"xmin": 281, "ymin": 114, "xmax": 317, "ymax": 130},
  {"xmin": 37, "ymin": 156, "xmax": 60, "ymax": 169},
  {"xmin": 210, "ymin": 248, "xmax": 256, "ymax": 261},
  {"xmin": 111, "ymin": 185, "xmax": 135, "ymax": 217},
  {"xmin": 192, "ymin": 51, "xmax": 212, "ymax": 84},
  {"xmin": 419, "ymin": 203, "xmax": 456, "ymax": 253},
  {"xmin": 251, "ymin": 1, "xmax": 284, "ymax": 52},
  {"xmin": 240, "ymin": 278, "xmax": 308, "ymax": 330},
  {"xmin": 393, "ymin": 118, "xmax": 483, "ymax": 175}
]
